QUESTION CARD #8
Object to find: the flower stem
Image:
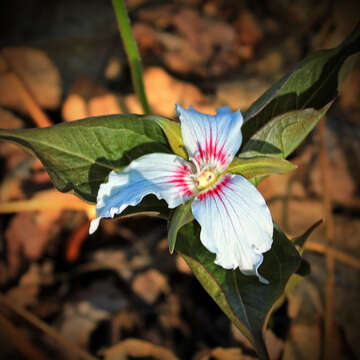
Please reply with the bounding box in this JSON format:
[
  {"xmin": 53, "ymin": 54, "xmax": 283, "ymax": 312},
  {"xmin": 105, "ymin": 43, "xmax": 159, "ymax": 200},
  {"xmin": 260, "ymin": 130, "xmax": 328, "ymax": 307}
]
[{"xmin": 111, "ymin": 0, "xmax": 151, "ymax": 114}]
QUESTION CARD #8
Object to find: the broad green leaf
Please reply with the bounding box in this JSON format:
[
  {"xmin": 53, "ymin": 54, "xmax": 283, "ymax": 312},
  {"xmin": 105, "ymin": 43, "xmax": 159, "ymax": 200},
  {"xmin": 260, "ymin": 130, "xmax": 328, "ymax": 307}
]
[
  {"xmin": 241, "ymin": 103, "xmax": 331, "ymax": 159},
  {"xmin": 228, "ymin": 156, "xmax": 296, "ymax": 179},
  {"xmin": 176, "ymin": 222, "xmax": 301, "ymax": 360},
  {"xmin": 151, "ymin": 116, "xmax": 187, "ymax": 159},
  {"xmin": 293, "ymin": 219, "xmax": 323, "ymax": 254},
  {"xmin": 121, "ymin": 195, "xmax": 170, "ymax": 220},
  {"xmin": 242, "ymin": 23, "xmax": 360, "ymax": 144},
  {"xmin": 0, "ymin": 114, "xmax": 171, "ymax": 203},
  {"xmin": 167, "ymin": 201, "xmax": 194, "ymax": 254}
]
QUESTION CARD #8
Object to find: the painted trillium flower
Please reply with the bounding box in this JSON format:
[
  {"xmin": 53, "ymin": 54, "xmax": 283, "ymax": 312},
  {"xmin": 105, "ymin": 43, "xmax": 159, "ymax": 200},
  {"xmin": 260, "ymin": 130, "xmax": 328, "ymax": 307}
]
[{"xmin": 89, "ymin": 104, "xmax": 273, "ymax": 283}]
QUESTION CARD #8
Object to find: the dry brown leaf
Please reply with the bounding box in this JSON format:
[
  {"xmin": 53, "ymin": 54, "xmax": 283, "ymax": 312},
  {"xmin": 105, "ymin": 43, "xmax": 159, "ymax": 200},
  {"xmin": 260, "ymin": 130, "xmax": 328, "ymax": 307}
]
[
  {"xmin": 62, "ymin": 94, "xmax": 88, "ymax": 122},
  {"xmin": 264, "ymin": 329, "xmax": 284, "ymax": 360},
  {"xmin": 5, "ymin": 209, "xmax": 63, "ymax": 275},
  {"xmin": 112, "ymin": 310, "xmax": 143, "ymax": 334},
  {"xmin": 282, "ymin": 323, "xmax": 321, "ymax": 360},
  {"xmin": 125, "ymin": 67, "xmax": 206, "ymax": 117},
  {"xmin": 0, "ymin": 108, "xmax": 28, "ymax": 191},
  {"xmin": 2, "ymin": 190, "xmax": 88, "ymax": 275},
  {"xmin": 103, "ymin": 338, "xmax": 179, "ymax": 360},
  {"xmin": 5, "ymin": 262, "xmax": 54, "ymax": 308},
  {"xmin": 158, "ymin": 294, "xmax": 190, "ymax": 335},
  {"xmin": 59, "ymin": 302, "xmax": 108, "ymax": 350},
  {"xmin": 62, "ymin": 78, "xmax": 123, "ymax": 121},
  {"xmin": 88, "ymin": 94, "xmax": 122, "ymax": 117},
  {"xmin": 216, "ymin": 78, "xmax": 270, "ymax": 111},
  {"xmin": 134, "ymin": 4, "xmax": 240, "ymax": 76},
  {"xmin": 0, "ymin": 189, "xmax": 91, "ymax": 214},
  {"xmin": 132, "ymin": 23, "xmax": 159, "ymax": 54},
  {"xmin": 176, "ymin": 255, "xmax": 192, "ymax": 274},
  {"xmin": 231, "ymin": 323, "xmax": 253, "ymax": 350},
  {"xmin": 92, "ymin": 249, "xmax": 133, "ymax": 280},
  {"xmin": 194, "ymin": 347, "xmax": 256, "ymax": 360},
  {"xmin": 234, "ymin": 10, "xmax": 263, "ymax": 45},
  {"xmin": 310, "ymin": 125, "xmax": 358, "ymax": 206},
  {"xmin": 132, "ymin": 269, "xmax": 169, "ymax": 304},
  {"xmin": 0, "ymin": 47, "xmax": 61, "ymax": 113},
  {"xmin": 0, "ymin": 107, "xmax": 24, "ymax": 129},
  {"xmin": 104, "ymin": 56, "xmax": 123, "ymax": 80}
]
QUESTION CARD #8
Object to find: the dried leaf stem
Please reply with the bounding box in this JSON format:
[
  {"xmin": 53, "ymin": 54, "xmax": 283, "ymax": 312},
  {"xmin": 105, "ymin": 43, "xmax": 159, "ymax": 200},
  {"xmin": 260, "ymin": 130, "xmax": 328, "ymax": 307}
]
[
  {"xmin": 0, "ymin": 294, "xmax": 98, "ymax": 360},
  {"xmin": 318, "ymin": 117, "xmax": 335, "ymax": 360},
  {"xmin": 0, "ymin": 312, "xmax": 51, "ymax": 360},
  {"xmin": 1, "ymin": 50, "xmax": 53, "ymax": 128}
]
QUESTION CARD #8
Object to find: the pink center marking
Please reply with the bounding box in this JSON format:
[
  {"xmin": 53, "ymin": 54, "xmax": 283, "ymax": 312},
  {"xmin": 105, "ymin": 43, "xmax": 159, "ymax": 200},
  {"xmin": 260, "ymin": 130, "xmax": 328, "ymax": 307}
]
[
  {"xmin": 197, "ymin": 174, "xmax": 231, "ymax": 201},
  {"xmin": 168, "ymin": 164, "xmax": 194, "ymax": 197}
]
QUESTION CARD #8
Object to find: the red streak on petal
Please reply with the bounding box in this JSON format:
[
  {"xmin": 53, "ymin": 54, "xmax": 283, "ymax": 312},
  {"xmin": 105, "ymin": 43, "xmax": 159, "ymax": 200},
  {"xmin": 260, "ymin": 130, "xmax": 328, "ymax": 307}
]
[
  {"xmin": 168, "ymin": 164, "xmax": 194, "ymax": 197},
  {"xmin": 197, "ymin": 174, "xmax": 231, "ymax": 201},
  {"xmin": 196, "ymin": 129, "xmax": 228, "ymax": 167}
]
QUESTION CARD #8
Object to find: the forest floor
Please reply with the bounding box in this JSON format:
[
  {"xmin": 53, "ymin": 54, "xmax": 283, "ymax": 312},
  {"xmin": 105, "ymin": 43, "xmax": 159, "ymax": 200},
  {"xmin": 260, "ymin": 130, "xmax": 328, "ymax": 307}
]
[{"xmin": 0, "ymin": 1, "xmax": 359, "ymax": 359}]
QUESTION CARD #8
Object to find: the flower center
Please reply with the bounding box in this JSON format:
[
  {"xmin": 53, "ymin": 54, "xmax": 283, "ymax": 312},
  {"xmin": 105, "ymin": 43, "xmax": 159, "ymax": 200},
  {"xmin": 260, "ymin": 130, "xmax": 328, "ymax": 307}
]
[{"xmin": 195, "ymin": 170, "xmax": 217, "ymax": 190}]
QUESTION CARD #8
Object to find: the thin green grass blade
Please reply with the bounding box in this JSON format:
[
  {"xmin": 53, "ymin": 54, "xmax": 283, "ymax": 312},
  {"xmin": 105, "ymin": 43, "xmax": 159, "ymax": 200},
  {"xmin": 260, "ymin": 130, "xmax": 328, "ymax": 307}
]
[{"xmin": 112, "ymin": 0, "xmax": 151, "ymax": 114}]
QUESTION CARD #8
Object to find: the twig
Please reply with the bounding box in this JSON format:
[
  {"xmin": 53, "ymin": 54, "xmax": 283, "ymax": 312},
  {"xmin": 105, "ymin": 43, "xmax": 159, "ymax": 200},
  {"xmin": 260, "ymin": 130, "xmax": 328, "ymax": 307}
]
[
  {"xmin": 0, "ymin": 294, "xmax": 98, "ymax": 360},
  {"xmin": 0, "ymin": 189, "xmax": 96, "ymax": 222},
  {"xmin": 318, "ymin": 117, "xmax": 335, "ymax": 360},
  {"xmin": 66, "ymin": 221, "xmax": 90, "ymax": 262},
  {"xmin": 305, "ymin": 241, "xmax": 360, "ymax": 270},
  {"xmin": 1, "ymin": 49, "xmax": 53, "ymax": 128},
  {"xmin": 0, "ymin": 312, "xmax": 51, "ymax": 360},
  {"xmin": 0, "ymin": 198, "xmax": 89, "ymax": 213},
  {"xmin": 7, "ymin": 73, "xmax": 53, "ymax": 128}
]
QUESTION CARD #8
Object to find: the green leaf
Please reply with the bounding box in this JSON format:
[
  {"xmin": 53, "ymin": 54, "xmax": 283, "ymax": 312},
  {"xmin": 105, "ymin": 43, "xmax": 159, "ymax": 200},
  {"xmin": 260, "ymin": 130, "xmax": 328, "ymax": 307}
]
[
  {"xmin": 168, "ymin": 201, "xmax": 194, "ymax": 254},
  {"xmin": 242, "ymin": 23, "xmax": 360, "ymax": 144},
  {"xmin": 0, "ymin": 114, "xmax": 170, "ymax": 203},
  {"xmin": 293, "ymin": 219, "xmax": 323, "ymax": 254},
  {"xmin": 121, "ymin": 195, "xmax": 170, "ymax": 220},
  {"xmin": 151, "ymin": 116, "xmax": 187, "ymax": 159},
  {"xmin": 241, "ymin": 104, "xmax": 332, "ymax": 159},
  {"xmin": 228, "ymin": 156, "xmax": 296, "ymax": 179},
  {"xmin": 176, "ymin": 222, "xmax": 301, "ymax": 360}
]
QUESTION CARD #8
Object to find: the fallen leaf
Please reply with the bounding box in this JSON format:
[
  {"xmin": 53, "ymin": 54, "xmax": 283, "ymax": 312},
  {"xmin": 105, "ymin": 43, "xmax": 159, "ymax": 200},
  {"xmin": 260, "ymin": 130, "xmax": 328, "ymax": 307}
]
[
  {"xmin": 0, "ymin": 107, "xmax": 24, "ymax": 129},
  {"xmin": 62, "ymin": 78, "xmax": 123, "ymax": 121},
  {"xmin": 125, "ymin": 67, "xmax": 206, "ymax": 117},
  {"xmin": 158, "ymin": 294, "xmax": 190, "ymax": 335},
  {"xmin": 0, "ymin": 47, "xmax": 61, "ymax": 113},
  {"xmin": 282, "ymin": 323, "xmax": 321, "ymax": 360},
  {"xmin": 132, "ymin": 269, "xmax": 169, "ymax": 304},
  {"xmin": 103, "ymin": 338, "xmax": 179, "ymax": 360},
  {"xmin": 5, "ymin": 209, "xmax": 63, "ymax": 275},
  {"xmin": 62, "ymin": 94, "xmax": 88, "ymax": 122},
  {"xmin": 194, "ymin": 347, "xmax": 256, "ymax": 360},
  {"xmin": 233, "ymin": 10, "xmax": 263, "ymax": 45},
  {"xmin": 134, "ymin": 4, "xmax": 240, "ymax": 76}
]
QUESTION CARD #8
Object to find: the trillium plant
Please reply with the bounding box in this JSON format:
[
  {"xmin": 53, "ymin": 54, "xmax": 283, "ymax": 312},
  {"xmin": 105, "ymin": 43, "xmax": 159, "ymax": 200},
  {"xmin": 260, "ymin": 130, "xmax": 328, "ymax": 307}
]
[
  {"xmin": 90, "ymin": 105, "xmax": 273, "ymax": 284},
  {"xmin": 0, "ymin": 10, "xmax": 358, "ymax": 358}
]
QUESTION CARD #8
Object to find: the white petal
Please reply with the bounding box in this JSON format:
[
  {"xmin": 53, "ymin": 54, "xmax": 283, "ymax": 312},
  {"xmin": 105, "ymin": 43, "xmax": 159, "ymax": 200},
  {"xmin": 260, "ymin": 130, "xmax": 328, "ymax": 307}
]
[
  {"xmin": 90, "ymin": 153, "xmax": 195, "ymax": 234},
  {"xmin": 191, "ymin": 174, "xmax": 273, "ymax": 283},
  {"xmin": 176, "ymin": 104, "xmax": 243, "ymax": 171}
]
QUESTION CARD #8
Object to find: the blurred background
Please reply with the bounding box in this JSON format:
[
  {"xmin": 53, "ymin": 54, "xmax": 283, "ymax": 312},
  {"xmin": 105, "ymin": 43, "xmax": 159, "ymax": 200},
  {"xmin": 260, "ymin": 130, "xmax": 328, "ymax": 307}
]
[{"xmin": 0, "ymin": 0, "xmax": 359, "ymax": 359}]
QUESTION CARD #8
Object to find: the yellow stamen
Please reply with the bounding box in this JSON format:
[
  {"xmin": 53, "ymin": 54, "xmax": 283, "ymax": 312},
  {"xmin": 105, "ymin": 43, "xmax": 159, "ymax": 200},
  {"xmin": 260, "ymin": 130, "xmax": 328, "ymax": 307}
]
[{"xmin": 195, "ymin": 170, "xmax": 217, "ymax": 190}]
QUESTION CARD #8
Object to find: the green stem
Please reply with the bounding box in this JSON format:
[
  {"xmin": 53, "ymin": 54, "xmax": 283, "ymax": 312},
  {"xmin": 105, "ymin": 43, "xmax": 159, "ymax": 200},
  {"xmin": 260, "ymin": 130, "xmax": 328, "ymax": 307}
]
[{"xmin": 112, "ymin": 0, "xmax": 151, "ymax": 114}]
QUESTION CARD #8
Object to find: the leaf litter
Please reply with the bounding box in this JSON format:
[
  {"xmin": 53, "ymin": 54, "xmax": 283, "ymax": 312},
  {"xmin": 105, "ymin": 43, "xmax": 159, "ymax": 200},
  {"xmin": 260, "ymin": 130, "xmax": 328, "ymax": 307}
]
[{"xmin": 0, "ymin": 1, "xmax": 360, "ymax": 359}]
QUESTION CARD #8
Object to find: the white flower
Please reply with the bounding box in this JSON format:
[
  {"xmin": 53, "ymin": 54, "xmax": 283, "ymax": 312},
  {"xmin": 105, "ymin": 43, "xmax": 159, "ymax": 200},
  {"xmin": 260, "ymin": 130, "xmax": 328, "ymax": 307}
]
[{"xmin": 89, "ymin": 105, "xmax": 273, "ymax": 283}]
